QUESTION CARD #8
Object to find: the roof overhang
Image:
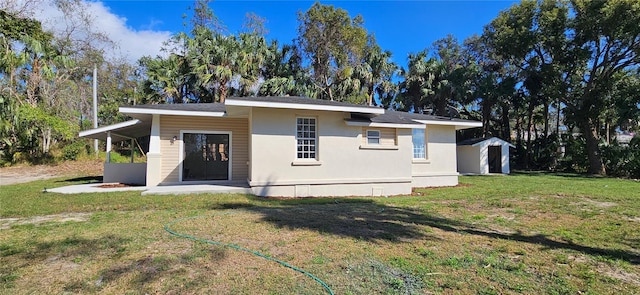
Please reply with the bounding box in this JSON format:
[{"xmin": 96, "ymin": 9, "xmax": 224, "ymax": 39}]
[
  {"xmin": 79, "ymin": 119, "xmax": 151, "ymax": 142},
  {"xmin": 226, "ymin": 98, "xmax": 385, "ymax": 115},
  {"xmin": 119, "ymin": 107, "xmax": 226, "ymax": 117},
  {"xmin": 412, "ymin": 119, "xmax": 483, "ymax": 130},
  {"xmin": 470, "ymin": 137, "xmax": 516, "ymax": 148}
]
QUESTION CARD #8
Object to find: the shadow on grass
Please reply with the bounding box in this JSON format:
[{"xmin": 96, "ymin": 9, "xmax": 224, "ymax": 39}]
[
  {"xmin": 510, "ymin": 170, "xmax": 609, "ymax": 179},
  {"xmin": 239, "ymin": 199, "xmax": 640, "ymax": 264},
  {"xmin": 57, "ymin": 176, "xmax": 103, "ymax": 183},
  {"xmin": 0, "ymin": 234, "xmax": 130, "ymax": 260}
]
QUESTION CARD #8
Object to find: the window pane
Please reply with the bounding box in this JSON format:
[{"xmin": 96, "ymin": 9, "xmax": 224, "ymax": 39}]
[
  {"xmin": 367, "ymin": 130, "xmax": 380, "ymax": 138},
  {"xmin": 296, "ymin": 117, "xmax": 317, "ymax": 159},
  {"xmin": 412, "ymin": 129, "xmax": 426, "ymax": 159}
]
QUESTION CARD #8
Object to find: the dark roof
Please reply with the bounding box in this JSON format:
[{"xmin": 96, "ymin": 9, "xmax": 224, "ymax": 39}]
[
  {"xmin": 121, "ymin": 97, "xmax": 479, "ymax": 126},
  {"xmin": 122, "ymin": 103, "xmax": 226, "ymax": 112},
  {"xmin": 371, "ymin": 110, "xmax": 480, "ymax": 125},
  {"xmin": 458, "ymin": 138, "xmax": 490, "ymax": 146},
  {"xmin": 122, "ymin": 96, "xmax": 381, "ymax": 113},
  {"xmin": 227, "ymin": 96, "xmax": 381, "ymax": 110}
]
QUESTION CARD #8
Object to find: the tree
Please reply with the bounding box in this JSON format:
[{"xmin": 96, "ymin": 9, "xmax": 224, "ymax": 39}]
[
  {"xmin": 0, "ymin": 10, "xmax": 77, "ymax": 161},
  {"xmin": 356, "ymin": 37, "xmax": 398, "ymax": 106},
  {"xmin": 483, "ymin": 0, "xmax": 640, "ymax": 174},
  {"xmin": 258, "ymin": 41, "xmax": 310, "ymax": 97},
  {"xmin": 297, "ymin": 2, "xmax": 368, "ymax": 101}
]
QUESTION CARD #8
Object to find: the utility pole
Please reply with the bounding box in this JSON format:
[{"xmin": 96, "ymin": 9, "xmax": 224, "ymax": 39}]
[{"xmin": 93, "ymin": 64, "xmax": 98, "ymax": 155}]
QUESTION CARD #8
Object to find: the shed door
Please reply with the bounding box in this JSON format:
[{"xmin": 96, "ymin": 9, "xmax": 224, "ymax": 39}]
[{"xmin": 488, "ymin": 146, "xmax": 502, "ymax": 173}]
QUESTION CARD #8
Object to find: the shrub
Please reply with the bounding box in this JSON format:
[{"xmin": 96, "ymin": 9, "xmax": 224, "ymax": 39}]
[
  {"xmin": 602, "ymin": 136, "xmax": 640, "ymax": 178},
  {"xmin": 61, "ymin": 141, "xmax": 88, "ymax": 161}
]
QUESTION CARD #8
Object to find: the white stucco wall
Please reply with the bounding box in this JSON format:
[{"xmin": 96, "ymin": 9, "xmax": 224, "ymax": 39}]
[
  {"xmin": 104, "ymin": 163, "xmax": 147, "ymax": 185},
  {"xmin": 412, "ymin": 125, "xmax": 460, "ymax": 187},
  {"xmin": 456, "ymin": 145, "xmax": 481, "ymax": 174},
  {"xmin": 249, "ymin": 107, "xmax": 414, "ymax": 197}
]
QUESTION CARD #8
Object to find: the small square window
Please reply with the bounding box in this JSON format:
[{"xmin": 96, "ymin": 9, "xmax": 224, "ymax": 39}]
[{"xmin": 367, "ymin": 130, "xmax": 381, "ymax": 145}]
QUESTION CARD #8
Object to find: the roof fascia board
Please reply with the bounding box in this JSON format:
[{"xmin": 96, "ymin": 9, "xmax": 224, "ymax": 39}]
[
  {"xmin": 119, "ymin": 107, "xmax": 226, "ymax": 117},
  {"xmin": 226, "ymin": 98, "xmax": 385, "ymax": 114},
  {"xmin": 345, "ymin": 120, "xmax": 425, "ymax": 129},
  {"xmin": 472, "ymin": 138, "xmax": 516, "ymax": 148},
  {"xmin": 79, "ymin": 119, "xmax": 142, "ymax": 138},
  {"xmin": 412, "ymin": 119, "xmax": 482, "ymax": 130}
]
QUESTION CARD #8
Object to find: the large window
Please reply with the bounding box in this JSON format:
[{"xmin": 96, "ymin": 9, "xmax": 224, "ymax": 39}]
[
  {"xmin": 296, "ymin": 117, "xmax": 317, "ymax": 159},
  {"xmin": 182, "ymin": 133, "xmax": 230, "ymax": 181},
  {"xmin": 412, "ymin": 128, "xmax": 426, "ymax": 159}
]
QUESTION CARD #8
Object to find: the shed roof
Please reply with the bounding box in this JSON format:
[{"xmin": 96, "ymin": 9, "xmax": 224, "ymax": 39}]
[{"xmin": 458, "ymin": 137, "xmax": 515, "ymax": 147}]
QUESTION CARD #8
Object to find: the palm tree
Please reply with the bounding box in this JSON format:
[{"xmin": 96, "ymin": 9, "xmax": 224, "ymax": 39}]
[
  {"xmin": 190, "ymin": 28, "xmax": 267, "ymax": 102},
  {"xmin": 357, "ymin": 44, "xmax": 398, "ymax": 106}
]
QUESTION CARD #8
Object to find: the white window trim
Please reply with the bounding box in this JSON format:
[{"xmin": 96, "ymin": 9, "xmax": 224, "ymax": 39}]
[
  {"xmin": 412, "ymin": 128, "xmax": 428, "ymax": 161},
  {"xmin": 179, "ymin": 130, "xmax": 233, "ymax": 182},
  {"xmin": 293, "ymin": 116, "xmax": 320, "ymax": 164}
]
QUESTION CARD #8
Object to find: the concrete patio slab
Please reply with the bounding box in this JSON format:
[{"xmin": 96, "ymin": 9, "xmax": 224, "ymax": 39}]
[
  {"xmin": 142, "ymin": 183, "xmax": 252, "ymax": 195},
  {"xmin": 47, "ymin": 183, "xmax": 147, "ymax": 194}
]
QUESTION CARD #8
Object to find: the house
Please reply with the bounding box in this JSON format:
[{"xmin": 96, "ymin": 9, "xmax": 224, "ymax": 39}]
[
  {"xmin": 457, "ymin": 137, "xmax": 515, "ymax": 175},
  {"xmin": 80, "ymin": 96, "xmax": 482, "ymax": 197}
]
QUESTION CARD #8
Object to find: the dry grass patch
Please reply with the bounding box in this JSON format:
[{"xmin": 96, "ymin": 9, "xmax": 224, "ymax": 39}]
[{"xmin": 1, "ymin": 172, "xmax": 639, "ymax": 294}]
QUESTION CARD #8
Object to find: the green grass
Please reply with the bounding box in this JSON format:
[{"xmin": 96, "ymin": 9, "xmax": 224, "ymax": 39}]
[{"xmin": 1, "ymin": 173, "xmax": 639, "ymax": 294}]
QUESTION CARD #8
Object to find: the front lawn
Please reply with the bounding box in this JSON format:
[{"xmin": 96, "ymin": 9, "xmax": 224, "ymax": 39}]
[{"xmin": 1, "ymin": 173, "xmax": 638, "ymax": 294}]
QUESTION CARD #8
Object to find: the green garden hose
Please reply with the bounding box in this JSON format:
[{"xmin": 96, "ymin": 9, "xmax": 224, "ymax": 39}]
[{"xmin": 164, "ymin": 213, "xmax": 334, "ymax": 295}]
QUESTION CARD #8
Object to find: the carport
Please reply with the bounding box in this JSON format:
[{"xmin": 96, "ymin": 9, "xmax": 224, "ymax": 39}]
[{"xmin": 79, "ymin": 119, "xmax": 151, "ymax": 185}]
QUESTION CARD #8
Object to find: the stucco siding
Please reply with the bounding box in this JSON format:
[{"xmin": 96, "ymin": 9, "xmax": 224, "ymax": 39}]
[
  {"xmin": 249, "ymin": 108, "xmax": 413, "ymax": 196},
  {"xmin": 456, "ymin": 145, "xmax": 481, "ymax": 174},
  {"xmin": 158, "ymin": 115, "xmax": 249, "ymax": 184},
  {"xmin": 411, "ymin": 125, "xmax": 459, "ymax": 187}
]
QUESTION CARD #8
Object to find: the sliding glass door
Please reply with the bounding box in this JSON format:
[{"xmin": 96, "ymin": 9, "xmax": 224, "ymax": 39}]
[{"xmin": 182, "ymin": 133, "xmax": 230, "ymax": 181}]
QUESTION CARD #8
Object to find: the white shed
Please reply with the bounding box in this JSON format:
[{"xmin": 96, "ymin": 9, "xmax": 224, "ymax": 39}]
[{"xmin": 457, "ymin": 137, "xmax": 515, "ymax": 174}]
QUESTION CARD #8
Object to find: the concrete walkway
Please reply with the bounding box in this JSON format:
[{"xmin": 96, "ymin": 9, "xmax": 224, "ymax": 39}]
[{"xmin": 48, "ymin": 182, "xmax": 253, "ymax": 195}]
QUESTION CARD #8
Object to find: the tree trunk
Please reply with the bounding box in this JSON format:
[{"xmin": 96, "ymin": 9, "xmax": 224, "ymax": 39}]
[
  {"xmin": 543, "ymin": 100, "xmax": 549, "ymax": 138},
  {"xmin": 219, "ymin": 81, "xmax": 227, "ymax": 103},
  {"xmin": 435, "ymin": 96, "xmax": 448, "ymax": 117},
  {"xmin": 367, "ymin": 84, "xmax": 374, "ymax": 106},
  {"xmin": 581, "ymin": 120, "xmax": 606, "ymax": 175},
  {"xmin": 482, "ymin": 100, "xmax": 492, "ymax": 137},
  {"xmin": 42, "ymin": 127, "xmax": 52, "ymax": 154},
  {"xmin": 501, "ymin": 103, "xmax": 510, "ymax": 140},
  {"xmin": 525, "ymin": 100, "xmax": 535, "ymax": 169}
]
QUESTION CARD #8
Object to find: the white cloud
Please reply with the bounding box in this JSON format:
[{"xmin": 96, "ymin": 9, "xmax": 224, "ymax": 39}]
[{"xmin": 6, "ymin": 0, "xmax": 171, "ymax": 64}]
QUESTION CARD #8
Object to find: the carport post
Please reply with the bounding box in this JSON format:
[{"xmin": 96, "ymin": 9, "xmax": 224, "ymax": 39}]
[
  {"xmin": 106, "ymin": 131, "xmax": 112, "ymax": 163},
  {"xmin": 130, "ymin": 138, "xmax": 135, "ymax": 163}
]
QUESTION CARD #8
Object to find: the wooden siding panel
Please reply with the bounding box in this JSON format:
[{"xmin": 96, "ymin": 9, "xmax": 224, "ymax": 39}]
[
  {"xmin": 159, "ymin": 115, "xmax": 249, "ymax": 183},
  {"xmin": 362, "ymin": 127, "xmax": 397, "ymax": 146}
]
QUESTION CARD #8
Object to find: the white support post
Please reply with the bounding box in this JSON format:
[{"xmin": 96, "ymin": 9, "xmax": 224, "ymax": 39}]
[
  {"xmin": 93, "ymin": 65, "xmax": 98, "ymax": 155},
  {"xmin": 130, "ymin": 138, "xmax": 135, "ymax": 163},
  {"xmin": 146, "ymin": 114, "xmax": 162, "ymax": 186},
  {"xmin": 106, "ymin": 131, "xmax": 112, "ymax": 163}
]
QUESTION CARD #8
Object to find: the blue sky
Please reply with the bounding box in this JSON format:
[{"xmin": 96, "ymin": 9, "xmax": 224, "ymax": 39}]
[{"xmin": 100, "ymin": 0, "xmax": 518, "ymax": 66}]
